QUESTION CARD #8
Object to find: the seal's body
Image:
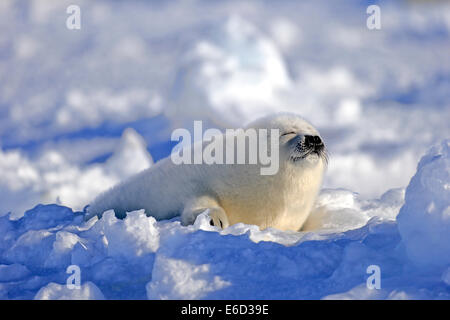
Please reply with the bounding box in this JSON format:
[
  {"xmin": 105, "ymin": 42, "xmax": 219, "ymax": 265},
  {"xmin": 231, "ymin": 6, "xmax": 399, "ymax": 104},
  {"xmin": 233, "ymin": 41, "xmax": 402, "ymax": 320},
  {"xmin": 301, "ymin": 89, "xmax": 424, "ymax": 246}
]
[{"xmin": 86, "ymin": 113, "xmax": 327, "ymax": 231}]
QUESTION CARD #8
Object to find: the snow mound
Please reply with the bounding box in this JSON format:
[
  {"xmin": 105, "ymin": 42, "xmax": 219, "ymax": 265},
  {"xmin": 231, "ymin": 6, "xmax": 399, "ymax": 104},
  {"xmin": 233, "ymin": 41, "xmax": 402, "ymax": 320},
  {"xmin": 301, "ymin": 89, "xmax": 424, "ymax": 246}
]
[
  {"xmin": 104, "ymin": 128, "xmax": 153, "ymax": 178},
  {"xmin": 168, "ymin": 15, "xmax": 291, "ymax": 127},
  {"xmin": 304, "ymin": 188, "xmax": 404, "ymax": 232},
  {"xmin": 397, "ymin": 139, "xmax": 450, "ymax": 270}
]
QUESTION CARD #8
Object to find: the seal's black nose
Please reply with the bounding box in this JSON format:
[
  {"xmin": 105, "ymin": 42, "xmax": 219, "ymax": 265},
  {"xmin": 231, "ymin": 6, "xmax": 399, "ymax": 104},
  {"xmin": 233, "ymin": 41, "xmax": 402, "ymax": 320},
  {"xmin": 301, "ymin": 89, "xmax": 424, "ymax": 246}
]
[{"xmin": 304, "ymin": 135, "xmax": 323, "ymax": 150}]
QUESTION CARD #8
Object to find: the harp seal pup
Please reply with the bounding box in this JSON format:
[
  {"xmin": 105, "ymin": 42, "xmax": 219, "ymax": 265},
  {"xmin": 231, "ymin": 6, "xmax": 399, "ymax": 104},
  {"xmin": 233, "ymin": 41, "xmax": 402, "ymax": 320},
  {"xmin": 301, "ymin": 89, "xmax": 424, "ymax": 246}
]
[{"xmin": 85, "ymin": 113, "xmax": 328, "ymax": 231}]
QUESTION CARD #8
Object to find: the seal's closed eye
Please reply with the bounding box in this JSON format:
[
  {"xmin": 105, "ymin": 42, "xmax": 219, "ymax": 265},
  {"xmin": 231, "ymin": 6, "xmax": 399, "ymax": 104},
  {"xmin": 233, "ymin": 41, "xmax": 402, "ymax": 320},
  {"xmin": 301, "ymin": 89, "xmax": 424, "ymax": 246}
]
[{"xmin": 281, "ymin": 131, "xmax": 296, "ymax": 137}]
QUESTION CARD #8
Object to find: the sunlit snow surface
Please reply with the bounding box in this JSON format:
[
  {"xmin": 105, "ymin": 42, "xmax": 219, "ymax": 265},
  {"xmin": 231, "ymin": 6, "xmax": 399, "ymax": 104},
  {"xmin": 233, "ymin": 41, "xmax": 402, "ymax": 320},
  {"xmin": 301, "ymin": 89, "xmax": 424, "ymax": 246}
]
[{"xmin": 0, "ymin": 0, "xmax": 449, "ymax": 299}]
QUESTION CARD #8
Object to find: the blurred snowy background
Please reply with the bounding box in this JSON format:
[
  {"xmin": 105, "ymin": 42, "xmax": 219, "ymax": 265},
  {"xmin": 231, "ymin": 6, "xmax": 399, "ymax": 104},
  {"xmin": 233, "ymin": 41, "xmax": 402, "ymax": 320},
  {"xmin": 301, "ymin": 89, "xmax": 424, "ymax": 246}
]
[{"xmin": 0, "ymin": 0, "xmax": 449, "ymax": 300}]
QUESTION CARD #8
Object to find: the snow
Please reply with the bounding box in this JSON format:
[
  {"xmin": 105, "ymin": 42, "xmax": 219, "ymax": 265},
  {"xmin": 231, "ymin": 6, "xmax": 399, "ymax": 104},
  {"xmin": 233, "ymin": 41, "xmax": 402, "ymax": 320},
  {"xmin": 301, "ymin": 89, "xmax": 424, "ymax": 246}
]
[
  {"xmin": 397, "ymin": 139, "xmax": 450, "ymax": 271},
  {"xmin": 97, "ymin": 210, "xmax": 159, "ymax": 259},
  {"xmin": 34, "ymin": 282, "xmax": 105, "ymax": 300},
  {"xmin": 56, "ymin": 88, "xmax": 162, "ymax": 132},
  {"xmin": 0, "ymin": 128, "xmax": 152, "ymax": 219},
  {"xmin": 0, "ymin": 140, "xmax": 448, "ymax": 300},
  {"xmin": 147, "ymin": 257, "xmax": 232, "ymax": 300},
  {"xmin": 168, "ymin": 15, "xmax": 292, "ymax": 127},
  {"xmin": 0, "ymin": 264, "xmax": 30, "ymax": 282},
  {"xmin": 0, "ymin": 0, "xmax": 449, "ymax": 300}
]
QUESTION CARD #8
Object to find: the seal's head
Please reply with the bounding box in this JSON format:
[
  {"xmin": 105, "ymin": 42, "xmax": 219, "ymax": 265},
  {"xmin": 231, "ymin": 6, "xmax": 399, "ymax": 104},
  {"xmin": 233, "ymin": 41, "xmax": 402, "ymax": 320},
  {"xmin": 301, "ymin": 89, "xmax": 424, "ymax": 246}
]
[{"xmin": 246, "ymin": 112, "xmax": 328, "ymax": 166}]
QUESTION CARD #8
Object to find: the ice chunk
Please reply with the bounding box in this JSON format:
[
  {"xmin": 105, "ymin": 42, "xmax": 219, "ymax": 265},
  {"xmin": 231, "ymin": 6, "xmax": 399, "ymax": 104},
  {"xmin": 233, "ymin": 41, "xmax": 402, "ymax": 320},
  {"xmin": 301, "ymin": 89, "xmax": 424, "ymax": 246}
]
[
  {"xmin": 18, "ymin": 204, "xmax": 74, "ymax": 232},
  {"xmin": 4, "ymin": 230, "xmax": 55, "ymax": 268},
  {"xmin": 99, "ymin": 210, "xmax": 159, "ymax": 260},
  {"xmin": 46, "ymin": 231, "xmax": 85, "ymax": 268},
  {"xmin": 397, "ymin": 139, "xmax": 450, "ymax": 270}
]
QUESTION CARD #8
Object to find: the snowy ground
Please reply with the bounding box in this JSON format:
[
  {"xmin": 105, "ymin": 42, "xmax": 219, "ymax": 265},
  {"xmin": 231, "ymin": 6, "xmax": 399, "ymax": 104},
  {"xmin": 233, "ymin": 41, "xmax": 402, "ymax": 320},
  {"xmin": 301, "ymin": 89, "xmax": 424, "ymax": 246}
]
[
  {"xmin": 1, "ymin": 139, "xmax": 449, "ymax": 300},
  {"xmin": 0, "ymin": 0, "xmax": 449, "ymax": 299}
]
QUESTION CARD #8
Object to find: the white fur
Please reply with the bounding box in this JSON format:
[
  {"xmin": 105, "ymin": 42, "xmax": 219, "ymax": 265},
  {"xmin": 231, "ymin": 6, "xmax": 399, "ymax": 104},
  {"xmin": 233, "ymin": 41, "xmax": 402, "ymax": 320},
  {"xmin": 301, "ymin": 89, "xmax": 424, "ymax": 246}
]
[{"xmin": 86, "ymin": 113, "xmax": 326, "ymax": 231}]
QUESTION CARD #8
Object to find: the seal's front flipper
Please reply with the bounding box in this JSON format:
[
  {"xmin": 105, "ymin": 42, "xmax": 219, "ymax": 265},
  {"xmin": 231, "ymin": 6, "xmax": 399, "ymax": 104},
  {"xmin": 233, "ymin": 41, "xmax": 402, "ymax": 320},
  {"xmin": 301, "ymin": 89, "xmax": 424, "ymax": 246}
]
[
  {"xmin": 181, "ymin": 196, "xmax": 229, "ymax": 229},
  {"xmin": 208, "ymin": 207, "xmax": 229, "ymax": 229}
]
